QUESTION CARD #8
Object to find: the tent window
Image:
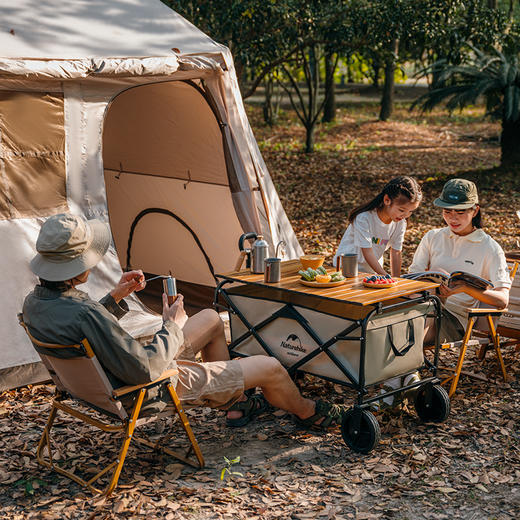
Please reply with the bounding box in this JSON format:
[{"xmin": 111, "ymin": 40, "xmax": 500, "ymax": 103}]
[{"xmin": 0, "ymin": 91, "xmax": 68, "ymax": 220}]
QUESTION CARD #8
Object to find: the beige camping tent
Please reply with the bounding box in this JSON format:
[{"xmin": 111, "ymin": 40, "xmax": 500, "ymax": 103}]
[{"xmin": 0, "ymin": 0, "xmax": 303, "ymax": 390}]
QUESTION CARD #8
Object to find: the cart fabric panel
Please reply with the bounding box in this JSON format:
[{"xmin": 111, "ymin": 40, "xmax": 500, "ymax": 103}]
[{"xmin": 228, "ymin": 293, "xmax": 431, "ymax": 386}]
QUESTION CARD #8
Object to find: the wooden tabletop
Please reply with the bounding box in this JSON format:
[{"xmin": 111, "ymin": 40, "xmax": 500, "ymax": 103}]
[
  {"xmin": 505, "ymin": 250, "xmax": 520, "ymax": 262},
  {"xmin": 217, "ymin": 259, "xmax": 439, "ymax": 306}
]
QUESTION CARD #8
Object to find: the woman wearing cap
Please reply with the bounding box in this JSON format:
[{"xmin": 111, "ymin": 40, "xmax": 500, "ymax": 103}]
[
  {"xmin": 409, "ymin": 178, "xmax": 511, "ymax": 343},
  {"xmin": 23, "ymin": 213, "xmax": 346, "ymax": 431}
]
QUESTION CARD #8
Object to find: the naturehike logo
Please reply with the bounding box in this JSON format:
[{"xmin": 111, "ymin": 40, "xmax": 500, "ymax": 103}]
[
  {"xmin": 280, "ymin": 334, "xmax": 306, "ymax": 354},
  {"xmin": 465, "ymin": 260, "xmax": 474, "ymax": 265}
]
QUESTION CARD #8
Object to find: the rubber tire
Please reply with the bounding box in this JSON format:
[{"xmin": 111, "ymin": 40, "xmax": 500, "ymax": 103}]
[
  {"xmin": 341, "ymin": 408, "xmax": 381, "ymax": 454},
  {"xmin": 414, "ymin": 384, "xmax": 450, "ymax": 423}
]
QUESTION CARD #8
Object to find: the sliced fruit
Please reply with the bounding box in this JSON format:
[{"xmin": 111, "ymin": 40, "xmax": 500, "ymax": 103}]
[{"xmin": 315, "ymin": 274, "xmax": 332, "ymax": 283}]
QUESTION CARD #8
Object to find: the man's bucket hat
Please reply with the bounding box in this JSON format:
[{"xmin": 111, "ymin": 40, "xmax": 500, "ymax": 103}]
[
  {"xmin": 433, "ymin": 178, "xmax": 479, "ymax": 210},
  {"xmin": 30, "ymin": 213, "xmax": 111, "ymax": 281}
]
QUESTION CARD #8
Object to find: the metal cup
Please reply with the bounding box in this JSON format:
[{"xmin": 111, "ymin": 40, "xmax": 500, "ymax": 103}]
[
  {"xmin": 264, "ymin": 258, "xmax": 281, "ymax": 283},
  {"xmin": 339, "ymin": 254, "xmax": 358, "ymax": 278}
]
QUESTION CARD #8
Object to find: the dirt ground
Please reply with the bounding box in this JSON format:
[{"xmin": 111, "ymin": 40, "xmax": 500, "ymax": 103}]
[{"xmin": 1, "ymin": 104, "xmax": 519, "ymax": 520}]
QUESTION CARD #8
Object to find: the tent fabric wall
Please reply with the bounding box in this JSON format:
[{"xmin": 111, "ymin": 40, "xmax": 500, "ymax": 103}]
[
  {"xmin": 103, "ymin": 172, "xmax": 244, "ymax": 286},
  {"xmin": 0, "ymin": 91, "xmax": 68, "ymax": 219},
  {"xmin": 103, "ymin": 81, "xmax": 229, "ymax": 186},
  {"xmin": 0, "ymin": 0, "xmax": 303, "ymax": 390}
]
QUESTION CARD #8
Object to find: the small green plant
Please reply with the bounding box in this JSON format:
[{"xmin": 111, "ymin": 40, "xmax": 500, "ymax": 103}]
[
  {"xmin": 15, "ymin": 477, "xmax": 47, "ymax": 496},
  {"xmin": 220, "ymin": 456, "xmax": 243, "ymax": 481}
]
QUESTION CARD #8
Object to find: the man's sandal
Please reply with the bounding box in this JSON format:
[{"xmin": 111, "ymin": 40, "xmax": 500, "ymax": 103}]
[
  {"xmin": 226, "ymin": 394, "xmax": 270, "ymax": 427},
  {"xmin": 293, "ymin": 399, "xmax": 346, "ymax": 431}
]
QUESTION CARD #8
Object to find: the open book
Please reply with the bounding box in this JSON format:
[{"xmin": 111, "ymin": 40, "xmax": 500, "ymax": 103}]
[{"xmin": 402, "ymin": 271, "xmax": 494, "ymax": 290}]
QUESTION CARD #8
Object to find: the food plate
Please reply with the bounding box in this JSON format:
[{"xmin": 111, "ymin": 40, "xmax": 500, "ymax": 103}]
[
  {"xmin": 300, "ymin": 279, "xmax": 346, "ymax": 288},
  {"xmin": 363, "ymin": 281, "xmax": 398, "ymax": 289}
]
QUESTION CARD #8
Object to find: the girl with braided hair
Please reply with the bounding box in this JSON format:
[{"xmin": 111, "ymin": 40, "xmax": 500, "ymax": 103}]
[{"xmin": 333, "ymin": 176, "xmax": 422, "ymax": 277}]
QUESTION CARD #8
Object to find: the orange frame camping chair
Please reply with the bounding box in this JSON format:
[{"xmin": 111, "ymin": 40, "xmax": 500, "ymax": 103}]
[
  {"xmin": 438, "ymin": 307, "xmax": 508, "ymax": 397},
  {"xmin": 433, "ymin": 261, "xmax": 520, "ymax": 397},
  {"xmin": 18, "ymin": 315, "xmax": 204, "ymax": 496}
]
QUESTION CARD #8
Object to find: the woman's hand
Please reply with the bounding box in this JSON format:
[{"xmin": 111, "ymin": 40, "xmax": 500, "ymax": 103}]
[
  {"xmin": 110, "ymin": 270, "xmax": 146, "ymax": 303},
  {"xmin": 438, "ymin": 280, "xmax": 466, "ymax": 299},
  {"xmin": 162, "ymin": 293, "xmax": 188, "ymax": 329}
]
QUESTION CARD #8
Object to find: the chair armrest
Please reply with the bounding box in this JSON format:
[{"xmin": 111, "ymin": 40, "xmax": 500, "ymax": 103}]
[
  {"xmin": 468, "ymin": 307, "xmax": 506, "ymax": 317},
  {"xmin": 112, "ymin": 368, "xmax": 179, "ymax": 398}
]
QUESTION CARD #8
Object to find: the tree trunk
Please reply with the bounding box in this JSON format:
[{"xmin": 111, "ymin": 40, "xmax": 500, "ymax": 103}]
[
  {"xmin": 379, "ymin": 39, "xmax": 399, "ymax": 122},
  {"xmin": 346, "ymin": 55, "xmax": 354, "ymax": 83},
  {"xmin": 322, "ymin": 52, "xmax": 336, "ymax": 123},
  {"xmin": 263, "ymin": 76, "xmax": 275, "ymax": 125},
  {"xmin": 372, "ymin": 58, "xmax": 380, "ymax": 88},
  {"xmin": 234, "ymin": 55, "xmax": 246, "ymax": 94},
  {"xmin": 500, "ymin": 118, "xmax": 520, "ymax": 167},
  {"xmin": 305, "ymin": 123, "xmax": 316, "ymax": 153}
]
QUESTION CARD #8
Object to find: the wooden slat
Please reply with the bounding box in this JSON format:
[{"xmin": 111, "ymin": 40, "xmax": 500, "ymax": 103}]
[
  {"xmin": 468, "ymin": 307, "xmax": 506, "ymax": 316},
  {"xmin": 505, "ymin": 250, "xmax": 520, "ymax": 261},
  {"xmin": 217, "ymin": 260, "xmax": 439, "ymax": 306}
]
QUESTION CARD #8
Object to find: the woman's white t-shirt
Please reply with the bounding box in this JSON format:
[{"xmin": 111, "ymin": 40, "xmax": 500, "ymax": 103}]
[
  {"xmin": 409, "ymin": 227, "xmax": 511, "ymax": 327},
  {"xmin": 334, "ymin": 209, "xmax": 406, "ymax": 274}
]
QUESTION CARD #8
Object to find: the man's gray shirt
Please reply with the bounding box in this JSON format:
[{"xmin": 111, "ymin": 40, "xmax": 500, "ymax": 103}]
[{"xmin": 23, "ymin": 285, "xmax": 184, "ymax": 393}]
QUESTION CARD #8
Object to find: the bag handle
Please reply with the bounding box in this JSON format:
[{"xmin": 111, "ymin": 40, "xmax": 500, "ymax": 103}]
[{"xmin": 388, "ymin": 319, "xmax": 415, "ymax": 357}]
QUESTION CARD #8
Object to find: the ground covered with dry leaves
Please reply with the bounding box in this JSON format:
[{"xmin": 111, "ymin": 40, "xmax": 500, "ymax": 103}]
[{"xmin": 1, "ymin": 104, "xmax": 519, "ymax": 520}]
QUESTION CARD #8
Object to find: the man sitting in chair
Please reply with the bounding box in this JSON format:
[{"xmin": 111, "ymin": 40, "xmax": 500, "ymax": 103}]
[{"xmin": 23, "ymin": 213, "xmax": 344, "ymax": 430}]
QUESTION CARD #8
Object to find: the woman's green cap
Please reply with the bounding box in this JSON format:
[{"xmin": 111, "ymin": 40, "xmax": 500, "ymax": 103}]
[{"xmin": 434, "ymin": 178, "xmax": 479, "ymax": 209}]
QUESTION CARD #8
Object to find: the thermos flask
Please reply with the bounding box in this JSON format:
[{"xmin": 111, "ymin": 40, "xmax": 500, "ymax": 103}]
[{"xmin": 251, "ymin": 235, "xmax": 269, "ymax": 274}]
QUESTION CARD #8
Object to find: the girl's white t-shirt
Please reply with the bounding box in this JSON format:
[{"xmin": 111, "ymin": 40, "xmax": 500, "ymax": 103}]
[
  {"xmin": 333, "ymin": 209, "xmax": 406, "ymax": 274},
  {"xmin": 409, "ymin": 227, "xmax": 511, "ymax": 326}
]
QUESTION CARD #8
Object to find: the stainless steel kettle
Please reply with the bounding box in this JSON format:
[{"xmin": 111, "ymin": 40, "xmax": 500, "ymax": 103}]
[{"xmin": 237, "ymin": 232, "xmax": 269, "ymax": 273}]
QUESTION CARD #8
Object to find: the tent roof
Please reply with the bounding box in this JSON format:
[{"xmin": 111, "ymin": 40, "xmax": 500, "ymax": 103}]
[{"xmin": 0, "ymin": 0, "xmax": 223, "ymax": 59}]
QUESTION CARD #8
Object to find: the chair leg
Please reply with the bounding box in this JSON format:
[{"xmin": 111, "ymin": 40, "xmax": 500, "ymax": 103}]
[
  {"xmin": 36, "ymin": 403, "xmax": 59, "ymax": 469},
  {"xmin": 486, "ymin": 315, "xmax": 508, "ymax": 382},
  {"xmin": 448, "ymin": 317, "xmax": 475, "ymax": 398},
  {"xmin": 166, "ymin": 383, "xmax": 205, "ymax": 468},
  {"xmin": 104, "ymin": 388, "xmax": 147, "ymax": 496}
]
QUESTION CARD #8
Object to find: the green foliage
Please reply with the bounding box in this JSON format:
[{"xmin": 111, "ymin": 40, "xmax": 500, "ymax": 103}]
[
  {"xmin": 220, "ymin": 456, "xmax": 243, "ymax": 481},
  {"xmin": 162, "ymin": 0, "xmax": 520, "ymax": 140},
  {"xmin": 414, "ymin": 46, "xmax": 520, "ymax": 123},
  {"xmin": 15, "ymin": 477, "xmax": 47, "ymax": 496}
]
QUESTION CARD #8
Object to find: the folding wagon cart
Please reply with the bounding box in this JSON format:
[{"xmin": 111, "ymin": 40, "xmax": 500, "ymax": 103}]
[{"xmin": 215, "ymin": 260, "xmax": 450, "ymax": 453}]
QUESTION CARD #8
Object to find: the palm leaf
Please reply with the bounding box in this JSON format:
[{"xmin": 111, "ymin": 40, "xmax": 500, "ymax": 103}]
[{"xmin": 412, "ymin": 45, "xmax": 520, "ymax": 118}]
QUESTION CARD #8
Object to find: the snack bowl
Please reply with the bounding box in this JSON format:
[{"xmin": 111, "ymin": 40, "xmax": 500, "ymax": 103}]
[{"xmin": 300, "ymin": 254, "xmax": 325, "ymax": 270}]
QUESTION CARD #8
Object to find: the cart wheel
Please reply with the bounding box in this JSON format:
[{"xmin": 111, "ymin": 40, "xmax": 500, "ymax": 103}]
[
  {"xmin": 414, "ymin": 384, "xmax": 450, "ymax": 423},
  {"xmin": 341, "ymin": 409, "xmax": 381, "ymax": 454}
]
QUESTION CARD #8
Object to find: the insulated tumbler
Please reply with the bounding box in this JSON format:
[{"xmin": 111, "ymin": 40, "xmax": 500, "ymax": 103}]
[
  {"xmin": 339, "ymin": 254, "xmax": 358, "ymax": 278},
  {"xmin": 264, "ymin": 258, "xmax": 281, "ymax": 283}
]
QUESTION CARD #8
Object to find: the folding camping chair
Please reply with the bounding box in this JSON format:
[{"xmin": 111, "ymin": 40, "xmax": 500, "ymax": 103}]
[
  {"xmin": 430, "ymin": 260, "xmax": 520, "ymax": 397},
  {"xmin": 18, "ymin": 314, "xmax": 204, "ymax": 496},
  {"xmin": 438, "ymin": 306, "xmax": 508, "ymax": 397}
]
